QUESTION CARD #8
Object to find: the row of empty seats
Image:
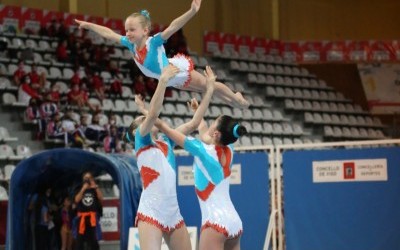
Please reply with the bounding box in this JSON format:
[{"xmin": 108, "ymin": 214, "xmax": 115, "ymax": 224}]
[
  {"xmin": 247, "ymin": 73, "xmax": 332, "ymax": 91},
  {"xmin": 267, "ymin": 86, "xmax": 348, "ymax": 103},
  {"xmin": 304, "ymin": 112, "xmax": 384, "ymax": 128},
  {"xmin": 0, "ymin": 144, "xmax": 32, "ymax": 161},
  {"xmin": 324, "ymin": 126, "xmax": 385, "ymax": 139},
  {"xmin": 237, "ymin": 135, "xmax": 320, "ymax": 147},
  {"xmin": 231, "ymin": 60, "xmax": 309, "ymax": 77},
  {"xmin": 285, "ymin": 99, "xmax": 368, "ymax": 115}
]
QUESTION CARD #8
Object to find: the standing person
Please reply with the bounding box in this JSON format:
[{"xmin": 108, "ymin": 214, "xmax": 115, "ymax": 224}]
[
  {"xmin": 154, "ymin": 115, "xmax": 247, "ymax": 250},
  {"xmin": 74, "ymin": 0, "xmax": 249, "ymax": 109},
  {"xmin": 121, "ymin": 65, "xmax": 194, "ymax": 249},
  {"xmin": 34, "ymin": 190, "xmax": 50, "ymax": 250},
  {"xmin": 125, "ymin": 65, "xmax": 216, "ymax": 249},
  {"xmin": 60, "ymin": 196, "xmax": 74, "ymax": 250},
  {"xmin": 74, "ymin": 171, "xmax": 103, "ymax": 250}
]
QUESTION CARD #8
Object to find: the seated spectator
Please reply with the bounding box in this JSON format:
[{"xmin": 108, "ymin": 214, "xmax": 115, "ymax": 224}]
[
  {"xmin": 56, "ymin": 40, "xmax": 69, "ymax": 63},
  {"xmin": 18, "ymin": 75, "xmax": 42, "ymax": 105},
  {"xmin": 56, "ymin": 19, "xmax": 69, "ymax": 41},
  {"xmin": 29, "ymin": 64, "xmax": 46, "ymax": 88},
  {"xmin": 103, "ymin": 125, "xmax": 122, "ymax": 153},
  {"xmin": 49, "ymin": 85, "xmax": 61, "ymax": 105},
  {"xmin": 91, "ymin": 72, "xmax": 106, "ymax": 101},
  {"xmin": 38, "ymin": 24, "xmax": 48, "ymax": 37},
  {"xmin": 40, "ymin": 93, "xmax": 59, "ymax": 119},
  {"xmin": 145, "ymin": 77, "xmax": 158, "ymax": 97},
  {"xmin": 40, "ymin": 93, "xmax": 59, "ymax": 137},
  {"xmin": 46, "ymin": 113, "xmax": 74, "ymax": 146},
  {"xmin": 85, "ymin": 113, "xmax": 107, "ymax": 142},
  {"xmin": 108, "ymin": 61, "xmax": 119, "ymax": 77},
  {"xmin": 67, "ymin": 84, "xmax": 97, "ymax": 111},
  {"xmin": 47, "ymin": 19, "xmax": 58, "ymax": 37},
  {"xmin": 109, "ymin": 74, "xmax": 123, "ymax": 98},
  {"xmin": 105, "ymin": 114, "xmax": 125, "ymax": 138},
  {"xmin": 133, "ymin": 75, "xmax": 146, "ymax": 97},
  {"xmin": 25, "ymin": 97, "xmax": 41, "ymax": 124},
  {"xmin": 13, "ymin": 61, "xmax": 26, "ymax": 86},
  {"xmin": 70, "ymin": 68, "xmax": 82, "ymax": 87}
]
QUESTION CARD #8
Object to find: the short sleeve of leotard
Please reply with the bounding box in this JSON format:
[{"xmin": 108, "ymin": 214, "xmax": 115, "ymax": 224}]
[
  {"xmin": 183, "ymin": 137, "xmax": 203, "ymax": 157},
  {"xmin": 134, "ymin": 126, "xmax": 153, "ymax": 152},
  {"xmin": 150, "ymin": 33, "xmax": 166, "ymax": 47},
  {"xmin": 120, "ymin": 36, "xmax": 135, "ymax": 54}
]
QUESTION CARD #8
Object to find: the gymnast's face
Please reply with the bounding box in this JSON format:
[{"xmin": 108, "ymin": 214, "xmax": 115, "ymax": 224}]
[{"xmin": 125, "ymin": 17, "xmax": 149, "ymax": 44}]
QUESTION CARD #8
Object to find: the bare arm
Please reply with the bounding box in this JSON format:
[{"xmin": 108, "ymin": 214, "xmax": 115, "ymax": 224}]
[
  {"xmin": 155, "ymin": 119, "xmax": 186, "ymax": 148},
  {"xmin": 74, "ymin": 183, "xmax": 89, "ymax": 204},
  {"xmin": 161, "ymin": 0, "xmax": 201, "ymax": 40},
  {"xmin": 176, "ymin": 65, "xmax": 215, "ymax": 135},
  {"xmin": 135, "ymin": 94, "xmax": 149, "ymax": 116},
  {"xmin": 139, "ymin": 65, "xmax": 179, "ymax": 136},
  {"xmin": 75, "ymin": 19, "xmax": 122, "ymax": 43}
]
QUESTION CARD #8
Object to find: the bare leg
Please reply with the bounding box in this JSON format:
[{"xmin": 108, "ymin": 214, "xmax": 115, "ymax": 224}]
[
  {"xmin": 138, "ymin": 221, "xmax": 163, "ymax": 250},
  {"xmin": 60, "ymin": 227, "xmax": 67, "ymax": 250},
  {"xmin": 189, "ymin": 70, "xmax": 250, "ymax": 109},
  {"xmin": 199, "ymin": 227, "xmax": 226, "ymax": 250},
  {"xmin": 163, "ymin": 225, "xmax": 192, "ymax": 250},
  {"xmin": 224, "ymin": 237, "xmax": 241, "ymax": 250}
]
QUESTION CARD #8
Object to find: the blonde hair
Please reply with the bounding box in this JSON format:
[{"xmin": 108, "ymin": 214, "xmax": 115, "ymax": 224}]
[{"xmin": 127, "ymin": 10, "xmax": 152, "ymax": 30}]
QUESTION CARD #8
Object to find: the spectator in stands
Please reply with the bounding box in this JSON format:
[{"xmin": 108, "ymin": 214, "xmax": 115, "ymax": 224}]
[
  {"xmin": 75, "ymin": 4, "xmax": 249, "ymax": 108},
  {"xmin": 94, "ymin": 44, "xmax": 110, "ymax": 71},
  {"xmin": 25, "ymin": 97, "xmax": 41, "ymax": 124},
  {"xmin": 165, "ymin": 28, "xmax": 188, "ymax": 57},
  {"xmin": 13, "ymin": 60, "xmax": 26, "ymax": 86},
  {"xmin": 132, "ymin": 75, "xmax": 147, "ymax": 97},
  {"xmin": 74, "ymin": 171, "xmax": 103, "ymax": 250},
  {"xmin": 49, "ymin": 84, "xmax": 61, "ymax": 105},
  {"xmin": 29, "ymin": 64, "xmax": 46, "ymax": 88},
  {"xmin": 67, "ymin": 84, "xmax": 97, "ymax": 111},
  {"xmin": 57, "ymin": 19, "xmax": 69, "ymax": 42},
  {"xmin": 91, "ymin": 71, "xmax": 106, "ymax": 101},
  {"xmin": 38, "ymin": 24, "xmax": 48, "ymax": 37},
  {"xmin": 103, "ymin": 125, "xmax": 122, "ymax": 153},
  {"xmin": 40, "ymin": 92, "xmax": 59, "ymax": 138},
  {"xmin": 106, "ymin": 114, "xmax": 124, "ymax": 138},
  {"xmin": 46, "ymin": 113, "xmax": 74, "ymax": 146},
  {"xmin": 70, "ymin": 68, "xmax": 82, "ymax": 86},
  {"xmin": 56, "ymin": 40, "xmax": 69, "ymax": 63},
  {"xmin": 47, "ymin": 19, "xmax": 58, "ymax": 37},
  {"xmin": 109, "ymin": 73, "xmax": 123, "ymax": 98},
  {"xmin": 145, "ymin": 77, "xmax": 158, "ymax": 97},
  {"xmin": 108, "ymin": 60, "xmax": 120, "ymax": 77},
  {"xmin": 85, "ymin": 113, "xmax": 107, "ymax": 143},
  {"xmin": 18, "ymin": 75, "xmax": 42, "ymax": 105}
]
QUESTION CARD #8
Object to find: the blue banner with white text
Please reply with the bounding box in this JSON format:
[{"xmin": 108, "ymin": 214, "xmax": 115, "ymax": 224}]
[{"xmin": 283, "ymin": 147, "xmax": 400, "ymax": 250}]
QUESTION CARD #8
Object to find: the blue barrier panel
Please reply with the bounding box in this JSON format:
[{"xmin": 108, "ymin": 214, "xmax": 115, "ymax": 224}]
[
  {"xmin": 176, "ymin": 152, "xmax": 270, "ymax": 250},
  {"xmin": 283, "ymin": 147, "xmax": 400, "ymax": 250}
]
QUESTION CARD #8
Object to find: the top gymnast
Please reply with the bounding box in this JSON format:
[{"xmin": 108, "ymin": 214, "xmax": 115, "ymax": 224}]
[{"xmin": 75, "ymin": 0, "xmax": 249, "ymax": 109}]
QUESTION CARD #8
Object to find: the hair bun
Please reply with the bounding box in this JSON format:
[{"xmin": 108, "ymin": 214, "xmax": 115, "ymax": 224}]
[
  {"xmin": 140, "ymin": 9, "xmax": 151, "ymax": 19},
  {"xmin": 232, "ymin": 123, "xmax": 247, "ymax": 138},
  {"xmin": 236, "ymin": 125, "xmax": 247, "ymax": 137}
]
